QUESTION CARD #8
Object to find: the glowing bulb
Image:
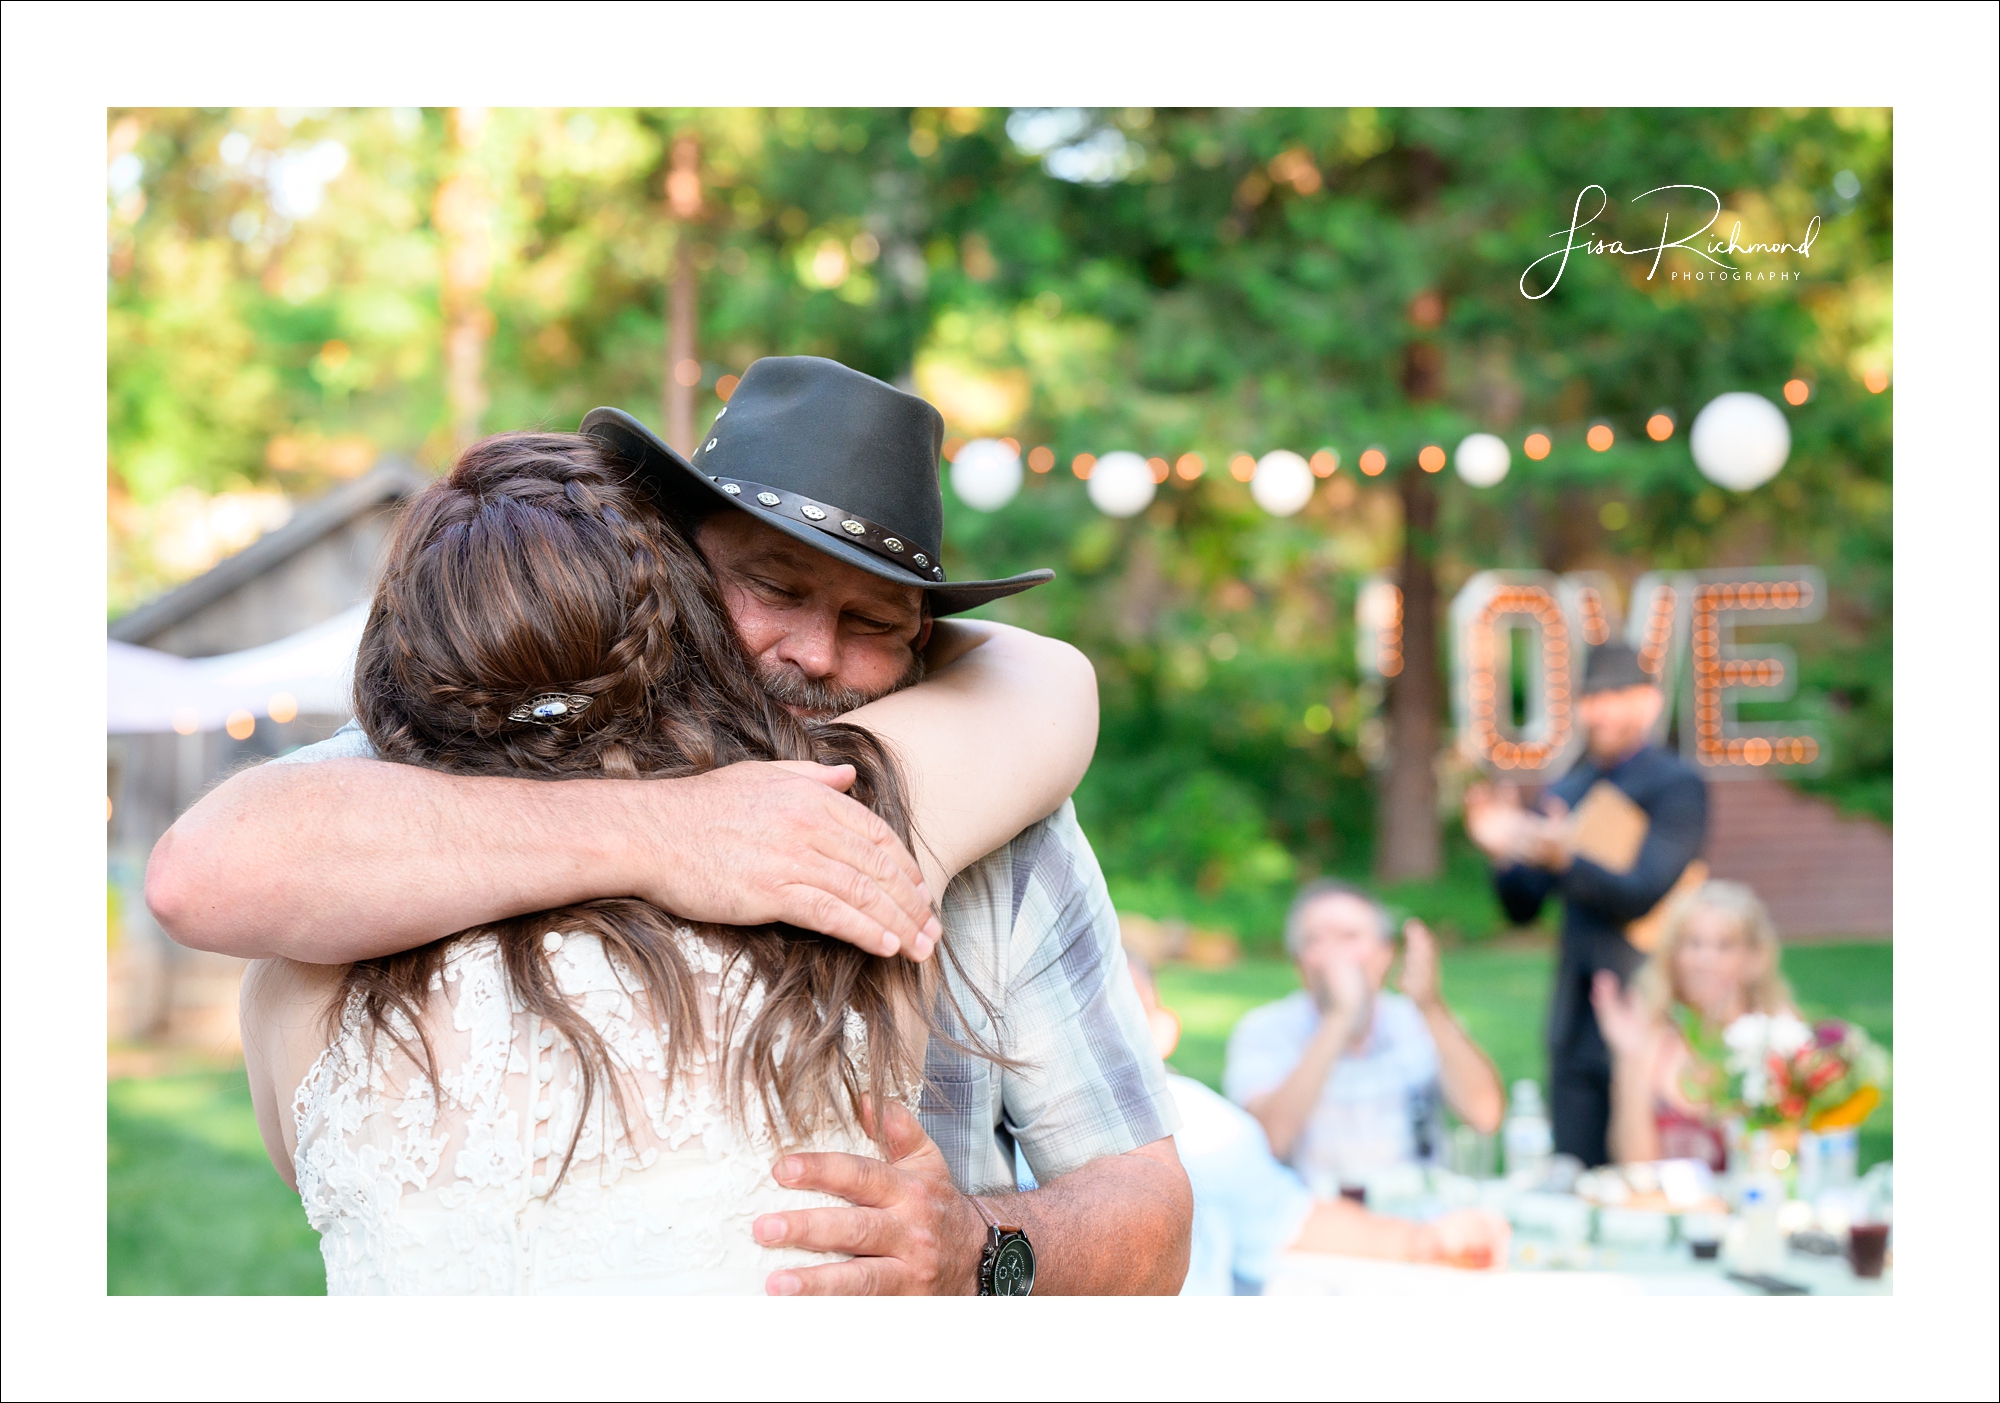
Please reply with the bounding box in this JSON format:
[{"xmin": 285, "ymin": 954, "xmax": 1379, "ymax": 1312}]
[
  {"xmin": 1690, "ymin": 392, "xmax": 1791, "ymax": 491},
  {"xmin": 1417, "ymin": 444, "xmax": 1446, "ymax": 473},
  {"xmin": 1250, "ymin": 450, "xmax": 1314, "ymax": 517},
  {"xmin": 942, "ymin": 436, "xmax": 966, "ymax": 463},
  {"xmin": 1147, "ymin": 456, "xmax": 1170, "ymax": 484},
  {"xmin": 1309, "ymin": 449, "xmax": 1338, "ymax": 477},
  {"xmin": 1646, "ymin": 412, "xmax": 1675, "ymax": 441},
  {"xmin": 716, "ymin": 374, "xmax": 739, "ymax": 401},
  {"xmin": 226, "ymin": 709, "xmax": 256, "ymax": 740},
  {"xmin": 172, "ymin": 708, "xmax": 200, "ymax": 736},
  {"xmin": 1358, "ymin": 447, "xmax": 1387, "ymax": 476},
  {"xmin": 1071, "ymin": 453, "xmax": 1096, "ymax": 480},
  {"xmin": 1523, "ymin": 432, "xmax": 1551, "ymax": 461},
  {"xmin": 1586, "ymin": 423, "xmax": 1615, "ymax": 452},
  {"xmin": 1783, "ymin": 379, "xmax": 1810, "ymax": 406},
  {"xmin": 1175, "ymin": 452, "xmax": 1205, "ymax": 481},
  {"xmin": 268, "ymin": 691, "xmax": 299, "ymax": 724},
  {"xmin": 1454, "ymin": 433, "xmax": 1510, "ymax": 487},
  {"xmin": 1862, "ymin": 368, "xmax": 1890, "ymax": 394},
  {"xmin": 1228, "ymin": 453, "xmax": 1256, "ymax": 483},
  {"xmin": 1027, "ymin": 445, "xmax": 1055, "ymax": 473},
  {"xmin": 1086, "ymin": 451, "xmax": 1157, "ymax": 518},
  {"xmin": 950, "ymin": 438, "xmax": 1023, "ymax": 511}
]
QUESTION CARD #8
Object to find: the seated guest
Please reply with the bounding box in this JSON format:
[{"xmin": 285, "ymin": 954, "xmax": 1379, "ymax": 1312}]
[
  {"xmin": 1126, "ymin": 955, "xmax": 1509, "ymax": 1294},
  {"xmin": 1591, "ymin": 880, "xmax": 1797, "ymax": 1170},
  {"xmin": 1224, "ymin": 881, "xmax": 1504, "ymax": 1191}
]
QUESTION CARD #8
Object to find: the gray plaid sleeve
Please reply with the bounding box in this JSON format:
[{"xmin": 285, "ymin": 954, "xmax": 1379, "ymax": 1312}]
[{"xmin": 990, "ymin": 802, "xmax": 1181, "ymax": 1184}]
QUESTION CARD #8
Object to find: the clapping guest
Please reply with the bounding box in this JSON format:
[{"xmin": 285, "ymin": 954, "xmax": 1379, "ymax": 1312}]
[
  {"xmin": 1591, "ymin": 881, "xmax": 1797, "ymax": 1170},
  {"xmin": 1223, "ymin": 882, "xmax": 1504, "ymax": 1191},
  {"xmin": 1127, "ymin": 956, "xmax": 1509, "ymax": 1293}
]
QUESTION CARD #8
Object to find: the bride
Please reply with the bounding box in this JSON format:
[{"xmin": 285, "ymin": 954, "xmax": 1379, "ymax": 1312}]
[{"xmin": 238, "ymin": 431, "xmax": 1082, "ymax": 1294}]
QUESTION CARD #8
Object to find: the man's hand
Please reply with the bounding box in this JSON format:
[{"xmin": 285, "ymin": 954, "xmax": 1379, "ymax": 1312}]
[
  {"xmin": 1463, "ymin": 782, "xmax": 1526, "ymax": 862},
  {"xmin": 1304, "ymin": 947, "xmax": 1372, "ymax": 1039},
  {"xmin": 638, "ymin": 761, "xmax": 941, "ymax": 960},
  {"xmin": 1512, "ymin": 799, "xmax": 1575, "ymax": 874},
  {"xmin": 754, "ymin": 1099, "xmax": 982, "ymax": 1295},
  {"xmin": 1397, "ymin": 918, "xmax": 1443, "ymax": 1012},
  {"xmin": 1412, "ymin": 1208, "xmax": 1512, "ymax": 1270}
]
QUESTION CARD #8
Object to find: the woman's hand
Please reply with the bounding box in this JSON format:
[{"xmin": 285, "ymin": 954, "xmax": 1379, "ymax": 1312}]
[{"xmin": 1590, "ymin": 969, "xmax": 1654, "ymax": 1060}]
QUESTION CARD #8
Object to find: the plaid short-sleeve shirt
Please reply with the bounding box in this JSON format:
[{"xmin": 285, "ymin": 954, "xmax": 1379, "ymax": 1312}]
[{"xmin": 277, "ymin": 728, "xmax": 1180, "ymax": 1196}]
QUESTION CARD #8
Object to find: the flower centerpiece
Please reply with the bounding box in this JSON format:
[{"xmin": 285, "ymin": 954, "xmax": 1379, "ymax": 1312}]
[{"xmin": 1677, "ymin": 1010, "xmax": 1891, "ymax": 1139}]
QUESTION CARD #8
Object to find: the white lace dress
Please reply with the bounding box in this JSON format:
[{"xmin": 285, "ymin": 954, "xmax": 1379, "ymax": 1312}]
[{"xmin": 292, "ymin": 929, "xmax": 894, "ymax": 1294}]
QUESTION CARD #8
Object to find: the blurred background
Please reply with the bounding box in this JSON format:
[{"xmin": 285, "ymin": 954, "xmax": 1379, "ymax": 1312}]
[{"xmin": 105, "ymin": 106, "xmax": 1892, "ymax": 1292}]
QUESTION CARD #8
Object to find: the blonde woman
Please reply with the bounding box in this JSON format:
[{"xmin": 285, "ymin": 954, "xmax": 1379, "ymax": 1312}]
[{"xmin": 1590, "ymin": 881, "xmax": 1797, "ymax": 1168}]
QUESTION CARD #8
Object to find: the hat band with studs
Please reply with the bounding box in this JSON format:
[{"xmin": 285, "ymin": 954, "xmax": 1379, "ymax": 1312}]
[{"xmin": 708, "ymin": 475, "xmax": 946, "ymax": 583}]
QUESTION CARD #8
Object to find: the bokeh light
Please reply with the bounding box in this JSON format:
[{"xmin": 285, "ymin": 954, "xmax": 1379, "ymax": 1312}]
[
  {"xmin": 1358, "ymin": 447, "xmax": 1387, "ymax": 476},
  {"xmin": 1086, "ymin": 451, "xmax": 1157, "ymax": 517},
  {"xmin": 1783, "ymin": 379, "xmax": 1810, "ymax": 406},
  {"xmin": 716, "ymin": 373, "xmax": 739, "ymax": 401},
  {"xmin": 171, "ymin": 708, "xmax": 199, "ymax": 736},
  {"xmin": 1228, "ymin": 453, "xmax": 1256, "ymax": 482},
  {"xmin": 1454, "ymin": 433, "xmax": 1510, "ymax": 487},
  {"xmin": 1646, "ymin": 411, "xmax": 1675, "ymax": 441},
  {"xmin": 1523, "ymin": 432, "xmax": 1552, "ymax": 461},
  {"xmin": 1027, "ymin": 445, "xmax": 1055, "ymax": 473},
  {"xmin": 1862, "ymin": 367, "xmax": 1890, "ymax": 394},
  {"xmin": 1586, "ymin": 423, "xmax": 1615, "ymax": 452},
  {"xmin": 1250, "ymin": 450, "xmax": 1314, "ymax": 516},
  {"xmin": 951, "ymin": 438, "xmax": 1024, "ymax": 511},
  {"xmin": 225, "ymin": 709, "xmax": 256, "ymax": 740},
  {"xmin": 942, "ymin": 436, "xmax": 966, "ymax": 462},
  {"xmin": 1147, "ymin": 456, "xmax": 1170, "ymax": 484},
  {"xmin": 673, "ymin": 358, "xmax": 702, "ymax": 387},
  {"xmin": 1071, "ymin": 452, "xmax": 1096, "ymax": 479},
  {"xmin": 1417, "ymin": 444, "xmax": 1446, "ymax": 473},
  {"xmin": 1303, "ymin": 703, "xmax": 1334, "ymax": 734},
  {"xmin": 1175, "ymin": 452, "xmax": 1206, "ymax": 481},
  {"xmin": 1600, "ymin": 501, "xmax": 1630, "ymax": 530},
  {"xmin": 1690, "ymin": 392, "xmax": 1791, "ymax": 491},
  {"xmin": 1309, "ymin": 448, "xmax": 1338, "ymax": 477},
  {"xmin": 268, "ymin": 691, "xmax": 299, "ymax": 724}
]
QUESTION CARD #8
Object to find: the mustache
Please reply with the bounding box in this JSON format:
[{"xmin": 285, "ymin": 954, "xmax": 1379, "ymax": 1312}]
[{"xmin": 755, "ymin": 651, "xmax": 926, "ymax": 718}]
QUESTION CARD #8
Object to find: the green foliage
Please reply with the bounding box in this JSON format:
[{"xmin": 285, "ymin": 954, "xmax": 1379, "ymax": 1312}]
[{"xmin": 109, "ymin": 106, "xmax": 1894, "ymax": 929}]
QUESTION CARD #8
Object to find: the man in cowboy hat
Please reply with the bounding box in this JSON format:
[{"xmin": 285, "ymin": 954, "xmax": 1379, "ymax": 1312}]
[{"xmin": 150, "ymin": 356, "xmax": 1191, "ymax": 1295}]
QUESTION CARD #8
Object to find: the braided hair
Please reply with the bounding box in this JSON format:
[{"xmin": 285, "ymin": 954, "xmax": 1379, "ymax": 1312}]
[{"xmin": 341, "ymin": 432, "xmax": 969, "ymax": 1186}]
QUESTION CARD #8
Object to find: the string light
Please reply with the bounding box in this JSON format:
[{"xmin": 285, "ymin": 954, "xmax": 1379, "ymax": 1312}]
[
  {"xmin": 1417, "ymin": 444, "xmax": 1446, "ymax": 472},
  {"xmin": 1646, "ymin": 411, "xmax": 1675, "ymax": 441},
  {"xmin": 1250, "ymin": 450, "xmax": 1314, "ymax": 516},
  {"xmin": 1228, "ymin": 453, "xmax": 1257, "ymax": 483},
  {"xmin": 1523, "ymin": 432, "xmax": 1552, "ymax": 461},
  {"xmin": 951, "ymin": 438, "xmax": 1024, "ymax": 511},
  {"xmin": 1358, "ymin": 447, "xmax": 1387, "ymax": 476},
  {"xmin": 268, "ymin": 691, "xmax": 299, "ymax": 724},
  {"xmin": 1176, "ymin": 452, "xmax": 1206, "ymax": 481},
  {"xmin": 1862, "ymin": 368, "xmax": 1890, "ymax": 394},
  {"xmin": 172, "ymin": 708, "xmax": 199, "ymax": 736},
  {"xmin": 1454, "ymin": 433, "xmax": 1510, "ymax": 487},
  {"xmin": 1147, "ymin": 456, "xmax": 1170, "ymax": 484},
  {"xmin": 1071, "ymin": 452, "xmax": 1096, "ymax": 480},
  {"xmin": 715, "ymin": 374, "xmax": 740, "ymax": 401},
  {"xmin": 1086, "ymin": 451, "xmax": 1157, "ymax": 517},
  {"xmin": 1309, "ymin": 449, "xmax": 1339, "ymax": 477},
  {"xmin": 1453, "ymin": 576, "xmax": 1573, "ymax": 775},
  {"xmin": 1586, "ymin": 422, "xmax": 1615, "ymax": 452},
  {"xmin": 1357, "ymin": 575, "xmax": 1403, "ymax": 678},
  {"xmin": 226, "ymin": 709, "xmax": 256, "ymax": 740},
  {"xmin": 1782, "ymin": 379, "xmax": 1810, "ymax": 406},
  {"xmin": 1686, "ymin": 572, "xmax": 1824, "ymax": 773},
  {"xmin": 1691, "ymin": 392, "xmax": 1790, "ymax": 491},
  {"xmin": 942, "ymin": 436, "xmax": 966, "ymax": 463},
  {"xmin": 1028, "ymin": 445, "xmax": 1055, "ymax": 473}
]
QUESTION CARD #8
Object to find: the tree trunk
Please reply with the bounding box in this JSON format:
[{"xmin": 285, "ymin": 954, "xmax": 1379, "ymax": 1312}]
[
  {"xmin": 1376, "ymin": 469, "xmax": 1442, "ymax": 881},
  {"xmin": 664, "ymin": 133, "xmax": 702, "ymax": 455}
]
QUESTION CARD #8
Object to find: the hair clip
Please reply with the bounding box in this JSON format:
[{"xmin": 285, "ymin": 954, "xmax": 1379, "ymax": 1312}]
[{"xmin": 508, "ymin": 693, "xmax": 594, "ymax": 725}]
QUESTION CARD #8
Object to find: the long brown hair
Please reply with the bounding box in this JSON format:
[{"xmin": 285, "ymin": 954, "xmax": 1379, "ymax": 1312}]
[{"xmin": 342, "ymin": 431, "xmax": 965, "ymax": 1186}]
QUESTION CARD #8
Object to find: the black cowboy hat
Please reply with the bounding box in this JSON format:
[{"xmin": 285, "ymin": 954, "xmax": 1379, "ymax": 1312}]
[{"xmin": 580, "ymin": 356, "xmax": 1052, "ymax": 616}]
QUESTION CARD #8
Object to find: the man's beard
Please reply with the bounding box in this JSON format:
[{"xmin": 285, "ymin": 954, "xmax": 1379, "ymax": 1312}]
[{"xmin": 756, "ymin": 650, "xmax": 926, "ymax": 720}]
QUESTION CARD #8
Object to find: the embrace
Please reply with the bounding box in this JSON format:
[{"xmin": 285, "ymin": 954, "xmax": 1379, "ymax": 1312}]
[{"xmin": 148, "ymin": 357, "xmax": 1194, "ymax": 1295}]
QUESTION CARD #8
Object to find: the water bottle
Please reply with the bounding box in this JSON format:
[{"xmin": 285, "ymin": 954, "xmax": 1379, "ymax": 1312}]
[{"xmin": 1503, "ymin": 1079, "xmax": 1554, "ymax": 1182}]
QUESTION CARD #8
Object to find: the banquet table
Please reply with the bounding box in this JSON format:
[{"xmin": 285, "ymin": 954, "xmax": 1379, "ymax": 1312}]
[{"xmin": 1263, "ymin": 1241, "xmax": 1891, "ymax": 1296}]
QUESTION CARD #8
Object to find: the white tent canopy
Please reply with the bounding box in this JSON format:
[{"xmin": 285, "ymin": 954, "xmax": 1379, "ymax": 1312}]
[{"xmin": 107, "ymin": 603, "xmax": 366, "ymax": 735}]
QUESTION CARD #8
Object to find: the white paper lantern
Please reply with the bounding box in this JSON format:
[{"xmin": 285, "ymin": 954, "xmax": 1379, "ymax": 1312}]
[
  {"xmin": 1250, "ymin": 450, "xmax": 1315, "ymax": 517},
  {"xmin": 1454, "ymin": 432, "xmax": 1511, "ymax": 487},
  {"xmin": 1690, "ymin": 392, "xmax": 1791, "ymax": 491},
  {"xmin": 1087, "ymin": 451, "xmax": 1157, "ymax": 518},
  {"xmin": 949, "ymin": 437, "xmax": 1023, "ymax": 511}
]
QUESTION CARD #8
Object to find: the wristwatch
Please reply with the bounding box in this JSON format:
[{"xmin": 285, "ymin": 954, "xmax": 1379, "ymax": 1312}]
[{"xmin": 971, "ymin": 1196, "xmax": 1036, "ymax": 1296}]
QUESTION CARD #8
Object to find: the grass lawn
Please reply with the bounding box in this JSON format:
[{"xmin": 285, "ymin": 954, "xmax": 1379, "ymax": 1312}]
[{"xmin": 108, "ymin": 941, "xmax": 1890, "ymax": 1294}]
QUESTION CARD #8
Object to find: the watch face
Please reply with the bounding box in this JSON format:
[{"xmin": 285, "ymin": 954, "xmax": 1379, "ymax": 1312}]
[{"xmin": 990, "ymin": 1235, "xmax": 1035, "ymax": 1296}]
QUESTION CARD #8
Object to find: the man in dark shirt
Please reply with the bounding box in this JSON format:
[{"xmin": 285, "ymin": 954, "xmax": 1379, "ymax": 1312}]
[{"xmin": 1464, "ymin": 642, "xmax": 1707, "ymax": 1166}]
